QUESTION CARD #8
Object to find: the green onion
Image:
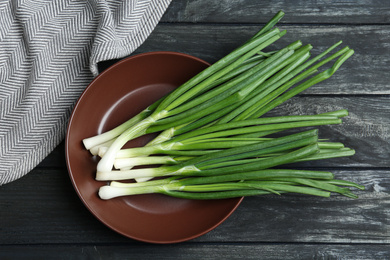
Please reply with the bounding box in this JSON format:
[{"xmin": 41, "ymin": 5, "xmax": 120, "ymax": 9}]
[
  {"xmin": 82, "ymin": 11, "xmax": 363, "ymax": 200},
  {"xmin": 99, "ymin": 169, "xmax": 364, "ymax": 200}
]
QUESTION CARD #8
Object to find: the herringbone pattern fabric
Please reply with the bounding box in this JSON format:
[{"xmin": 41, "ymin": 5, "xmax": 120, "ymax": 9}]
[{"xmin": 0, "ymin": 0, "xmax": 171, "ymax": 185}]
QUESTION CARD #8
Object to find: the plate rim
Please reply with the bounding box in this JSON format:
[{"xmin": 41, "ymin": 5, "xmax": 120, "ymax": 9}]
[{"xmin": 65, "ymin": 51, "xmax": 244, "ymax": 244}]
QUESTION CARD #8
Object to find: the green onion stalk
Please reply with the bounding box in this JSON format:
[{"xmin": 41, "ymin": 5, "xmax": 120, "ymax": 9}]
[{"xmin": 100, "ymin": 171, "xmax": 364, "ymax": 200}]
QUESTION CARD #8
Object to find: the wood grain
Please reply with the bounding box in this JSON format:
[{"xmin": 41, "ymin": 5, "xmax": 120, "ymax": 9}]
[
  {"xmin": 0, "ymin": 168, "xmax": 388, "ymax": 244},
  {"xmin": 162, "ymin": 0, "xmax": 390, "ymax": 24},
  {"xmin": 1, "ymin": 1, "xmax": 389, "ymax": 258},
  {"xmin": 0, "ymin": 244, "xmax": 389, "ymax": 260}
]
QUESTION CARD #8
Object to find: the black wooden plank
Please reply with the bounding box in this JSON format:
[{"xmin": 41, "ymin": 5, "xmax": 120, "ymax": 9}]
[
  {"xmin": 0, "ymin": 244, "xmax": 389, "ymax": 260},
  {"xmin": 1, "ymin": 1, "xmax": 388, "ymax": 259},
  {"xmin": 0, "ymin": 167, "xmax": 388, "ymax": 244},
  {"xmin": 132, "ymin": 24, "xmax": 390, "ymax": 94},
  {"xmin": 0, "ymin": 167, "xmax": 126, "ymax": 244},
  {"xmin": 40, "ymin": 96, "xmax": 390, "ymax": 168},
  {"xmin": 162, "ymin": 0, "xmax": 390, "ymax": 24},
  {"xmin": 38, "ymin": 141, "xmax": 66, "ymax": 168},
  {"xmin": 210, "ymin": 171, "xmax": 389, "ymax": 243}
]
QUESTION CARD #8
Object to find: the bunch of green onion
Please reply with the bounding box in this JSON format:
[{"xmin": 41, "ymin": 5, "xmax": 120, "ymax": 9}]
[{"xmin": 82, "ymin": 11, "xmax": 364, "ymax": 200}]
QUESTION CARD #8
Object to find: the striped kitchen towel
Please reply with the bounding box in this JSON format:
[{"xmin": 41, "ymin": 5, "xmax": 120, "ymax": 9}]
[{"xmin": 0, "ymin": 0, "xmax": 171, "ymax": 185}]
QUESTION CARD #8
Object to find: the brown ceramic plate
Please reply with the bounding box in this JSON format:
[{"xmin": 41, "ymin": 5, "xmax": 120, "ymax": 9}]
[{"xmin": 65, "ymin": 51, "xmax": 243, "ymax": 244}]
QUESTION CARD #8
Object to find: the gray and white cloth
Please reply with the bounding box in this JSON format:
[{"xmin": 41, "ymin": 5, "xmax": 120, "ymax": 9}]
[{"xmin": 0, "ymin": 0, "xmax": 171, "ymax": 185}]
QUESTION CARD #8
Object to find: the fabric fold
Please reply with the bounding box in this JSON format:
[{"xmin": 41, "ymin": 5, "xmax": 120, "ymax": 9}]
[{"xmin": 0, "ymin": 0, "xmax": 172, "ymax": 185}]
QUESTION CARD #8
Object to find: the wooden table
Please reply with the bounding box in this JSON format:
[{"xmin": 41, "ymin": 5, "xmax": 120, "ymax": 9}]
[{"xmin": 1, "ymin": 1, "xmax": 389, "ymax": 259}]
